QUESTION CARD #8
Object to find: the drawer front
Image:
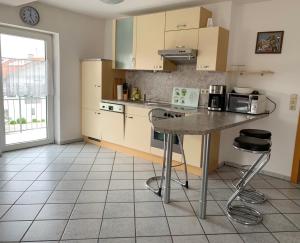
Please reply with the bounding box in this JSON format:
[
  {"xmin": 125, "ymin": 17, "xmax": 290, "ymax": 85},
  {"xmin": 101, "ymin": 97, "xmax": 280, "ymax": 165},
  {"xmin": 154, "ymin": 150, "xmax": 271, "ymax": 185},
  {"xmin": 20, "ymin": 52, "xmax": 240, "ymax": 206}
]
[
  {"xmin": 126, "ymin": 106, "xmax": 151, "ymax": 117},
  {"xmin": 165, "ymin": 29, "xmax": 199, "ymax": 49},
  {"xmin": 166, "ymin": 7, "xmax": 200, "ymax": 31}
]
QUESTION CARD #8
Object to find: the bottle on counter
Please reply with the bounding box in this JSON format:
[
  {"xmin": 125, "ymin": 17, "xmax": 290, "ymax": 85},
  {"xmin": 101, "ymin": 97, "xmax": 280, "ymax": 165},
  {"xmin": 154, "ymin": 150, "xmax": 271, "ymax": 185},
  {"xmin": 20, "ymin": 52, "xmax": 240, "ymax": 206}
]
[
  {"xmin": 123, "ymin": 83, "xmax": 129, "ymax": 101},
  {"xmin": 131, "ymin": 87, "xmax": 141, "ymax": 101}
]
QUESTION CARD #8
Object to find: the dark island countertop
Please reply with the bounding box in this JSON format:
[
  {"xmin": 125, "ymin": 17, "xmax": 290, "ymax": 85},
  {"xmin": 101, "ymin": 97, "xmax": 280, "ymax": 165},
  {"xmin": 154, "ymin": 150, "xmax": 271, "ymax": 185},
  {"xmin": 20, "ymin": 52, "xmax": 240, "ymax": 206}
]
[{"xmin": 153, "ymin": 110, "xmax": 269, "ymax": 135}]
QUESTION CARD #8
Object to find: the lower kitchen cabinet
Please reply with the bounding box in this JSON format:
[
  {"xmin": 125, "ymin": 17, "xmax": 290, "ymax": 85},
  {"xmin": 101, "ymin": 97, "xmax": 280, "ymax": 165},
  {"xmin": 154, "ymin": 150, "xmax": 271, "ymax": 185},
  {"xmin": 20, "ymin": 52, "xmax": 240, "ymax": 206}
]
[
  {"xmin": 124, "ymin": 114, "xmax": 152, "ymax": 152},
  {"xmin": 82, "ymin": 109, "xmax": 102, "ymax": 140},
  {"xmin": 100, "ymin": 110, "xmax": 124, "ymax": 145}
]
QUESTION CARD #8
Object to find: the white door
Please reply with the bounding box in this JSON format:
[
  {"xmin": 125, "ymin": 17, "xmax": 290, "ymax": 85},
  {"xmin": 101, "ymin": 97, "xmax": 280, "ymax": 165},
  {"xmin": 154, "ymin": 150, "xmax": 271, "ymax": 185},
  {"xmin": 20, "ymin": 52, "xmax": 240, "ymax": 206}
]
[{"xmin": 0, "ymin": 26, "xmax": 54, "ymax": 151}]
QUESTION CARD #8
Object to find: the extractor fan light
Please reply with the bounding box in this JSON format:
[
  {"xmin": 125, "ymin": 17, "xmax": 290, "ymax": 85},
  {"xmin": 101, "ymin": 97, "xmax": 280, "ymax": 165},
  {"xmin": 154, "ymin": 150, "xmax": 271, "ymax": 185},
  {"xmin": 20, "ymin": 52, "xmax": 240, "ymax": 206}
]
[{"xmin": 100, "ymin": 0, "xmax": 124, "ymax": 4}]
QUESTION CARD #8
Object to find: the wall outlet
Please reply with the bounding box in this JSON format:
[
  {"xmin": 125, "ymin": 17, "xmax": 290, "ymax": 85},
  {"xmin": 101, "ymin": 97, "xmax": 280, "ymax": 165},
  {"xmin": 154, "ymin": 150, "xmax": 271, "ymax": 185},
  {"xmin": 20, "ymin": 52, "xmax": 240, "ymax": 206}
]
[
  {"xmin": 289, "ymin": 94, "xmax": 298, "ymax": 111},
  {"xmin": 201, "ymin": 89, "xmax": 209, "ymax": 94}
]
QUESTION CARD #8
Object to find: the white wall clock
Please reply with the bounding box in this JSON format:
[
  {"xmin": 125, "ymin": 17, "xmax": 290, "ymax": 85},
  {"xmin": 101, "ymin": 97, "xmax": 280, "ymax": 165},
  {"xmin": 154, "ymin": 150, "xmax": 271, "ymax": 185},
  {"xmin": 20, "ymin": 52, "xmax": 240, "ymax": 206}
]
[{"xmin": 20, "ymin": 6, "xmax": 40, "ymax": 26}]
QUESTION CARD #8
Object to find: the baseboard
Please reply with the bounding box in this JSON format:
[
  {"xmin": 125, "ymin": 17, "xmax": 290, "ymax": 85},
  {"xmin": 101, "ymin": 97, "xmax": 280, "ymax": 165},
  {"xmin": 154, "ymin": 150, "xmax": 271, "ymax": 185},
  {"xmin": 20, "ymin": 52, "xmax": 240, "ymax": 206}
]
[
  {"xmin": 57, "ymin": 138, "xmax": 84, "ymax": 145},
  {"xmin": 223, "ymin": 161, "xmax": 291, "ymax": 182}
]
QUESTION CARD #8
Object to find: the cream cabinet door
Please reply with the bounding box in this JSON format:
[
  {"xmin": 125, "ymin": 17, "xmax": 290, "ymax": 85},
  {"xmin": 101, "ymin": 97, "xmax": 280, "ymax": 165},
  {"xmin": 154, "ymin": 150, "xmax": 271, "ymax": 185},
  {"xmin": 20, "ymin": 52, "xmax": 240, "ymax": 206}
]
[
  {"xmin": 183, "ymin": 135, "xmax": 202, "ymax": 167},
  {"xmin": 124, "ymin": 114, "xmax": 151, "ymax": 152},
  {"xmin": 197, "ymin": 27, "xmax": 229, "ymax": 72},
  {"xmin": 100, "ymin": 110, "xmax": 124, "ymax": 145},
  {"xmin": 82, "ymin": 61, "xmax": 102, "ymax": 110},
  {"xmin": 135, "ymin": 12, "xmax": 165, "ymax": 71},
  {"xmin": 165, "ymin": 29, "xmax": 199, "ymax": 50},
  {"xmin": 166, "ymin": 7, "xmax": 200, "ymax": 31},
  {"xmin": 82, "ymin": 109, "xmax": 101, "ymax": 140}
]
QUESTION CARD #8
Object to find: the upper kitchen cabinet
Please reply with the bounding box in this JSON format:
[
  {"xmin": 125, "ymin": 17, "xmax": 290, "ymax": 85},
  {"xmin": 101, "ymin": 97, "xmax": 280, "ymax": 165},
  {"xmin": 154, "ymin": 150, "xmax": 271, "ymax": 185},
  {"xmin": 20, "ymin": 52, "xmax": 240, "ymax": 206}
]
[
  {"xmin": 165, "ymin": 7, "xmax": 212, "ymax": 31},
  {"xmin": 165, "ymin": 29, "xmax": 199, "ymax": 50},
  {"xmin": 112, "ymin": 17, "xmax": 136, "ymax": 70},
  {"xmin": 196, "ymin": 27, "xmax": 229, "ymax": 72},
  {"xmin": 135, "ymin": 12, "xmax": 176, "ymax": 71}
]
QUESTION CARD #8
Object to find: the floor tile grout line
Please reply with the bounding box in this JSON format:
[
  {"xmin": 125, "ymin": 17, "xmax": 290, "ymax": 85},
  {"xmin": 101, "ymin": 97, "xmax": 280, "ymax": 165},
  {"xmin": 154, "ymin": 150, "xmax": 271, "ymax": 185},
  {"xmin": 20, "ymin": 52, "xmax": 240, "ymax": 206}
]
[
  {"xmin": 18, "ymin": 145, "xmax": 69, "ymax": 242},
  {"xmin": 154, "ymin": 161, "xmax": 174, "ymax": 243},
  {"xmin": 58, "ymin": 143, "xmax": 98, "ymax": 241},
  {"xmin": 97, "ymin": 147, "xmax": 116, "ymax": 241},
  {"xmin": 1, "ymin": 144, "xmax": 300, "ymax": 242},
  {"xmin": 0, "ymin": 146, "xmax": 65, "ymax": 222},
  {"xmin": 181, "ymin": 175, "xmax": 214, "ymax": 243},
  {"xmin": 133, "ymin": 156, "xmax": 137, "ymax": 243}
]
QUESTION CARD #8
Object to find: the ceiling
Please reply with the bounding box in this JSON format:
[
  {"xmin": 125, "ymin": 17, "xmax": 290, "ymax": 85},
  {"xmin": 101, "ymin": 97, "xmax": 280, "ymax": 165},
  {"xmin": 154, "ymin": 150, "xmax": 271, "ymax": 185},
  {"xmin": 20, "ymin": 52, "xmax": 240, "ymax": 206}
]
[
  {"xmin": 0, "ymin": 0, "xmax": 36, "ymax": 6},
  {"xmin": 0, "ymin": 0, "xmax": 270, "ymax": 18}
]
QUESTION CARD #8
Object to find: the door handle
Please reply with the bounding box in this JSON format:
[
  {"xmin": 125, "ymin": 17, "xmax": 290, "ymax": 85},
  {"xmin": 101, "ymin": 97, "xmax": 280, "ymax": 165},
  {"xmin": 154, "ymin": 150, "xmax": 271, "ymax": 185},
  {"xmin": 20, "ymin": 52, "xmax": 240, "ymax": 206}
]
[{"xmin": 177, "ymin": 24, "xmax": 187, "ymax": 28}]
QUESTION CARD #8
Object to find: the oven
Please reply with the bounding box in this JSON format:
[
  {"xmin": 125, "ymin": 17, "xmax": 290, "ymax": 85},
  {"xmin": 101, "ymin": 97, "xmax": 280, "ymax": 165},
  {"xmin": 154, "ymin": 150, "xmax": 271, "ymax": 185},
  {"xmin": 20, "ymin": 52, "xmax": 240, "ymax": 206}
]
[{"xmin": 150, "ymin": 109, "xmax": 184, "ymax": 154}]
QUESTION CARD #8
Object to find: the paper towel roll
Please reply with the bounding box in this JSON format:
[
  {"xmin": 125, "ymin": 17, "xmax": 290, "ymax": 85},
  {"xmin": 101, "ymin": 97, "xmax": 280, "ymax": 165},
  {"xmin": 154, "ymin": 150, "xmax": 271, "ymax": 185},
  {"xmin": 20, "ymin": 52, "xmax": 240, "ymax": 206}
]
[{"xmin": 117, "ymin": 85, "xmax": 123, "ymax": 100}]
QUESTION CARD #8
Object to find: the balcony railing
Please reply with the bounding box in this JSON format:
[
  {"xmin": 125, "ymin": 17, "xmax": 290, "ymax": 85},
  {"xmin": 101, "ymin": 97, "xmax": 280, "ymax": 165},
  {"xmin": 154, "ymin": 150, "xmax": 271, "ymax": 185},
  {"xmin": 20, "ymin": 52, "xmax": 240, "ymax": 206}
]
[{"xmin": 4, "ymin": 96, "xmax": 47, "ymax": 134}]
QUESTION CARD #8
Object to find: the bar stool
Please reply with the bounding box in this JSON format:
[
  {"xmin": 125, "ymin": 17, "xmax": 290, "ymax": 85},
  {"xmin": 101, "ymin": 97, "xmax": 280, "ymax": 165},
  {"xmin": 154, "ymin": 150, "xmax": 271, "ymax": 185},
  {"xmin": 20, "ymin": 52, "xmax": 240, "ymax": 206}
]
[
  {"xmin": 232, "ymin": 129, "xmax": 272, "ymax": 204},
  {"xmin": 145, "ymin": 108, "xmax": 188, "ymax": 197},
  {"xmin": 227, "ymin": 136, "xmax": 271, "ymax": 225}
]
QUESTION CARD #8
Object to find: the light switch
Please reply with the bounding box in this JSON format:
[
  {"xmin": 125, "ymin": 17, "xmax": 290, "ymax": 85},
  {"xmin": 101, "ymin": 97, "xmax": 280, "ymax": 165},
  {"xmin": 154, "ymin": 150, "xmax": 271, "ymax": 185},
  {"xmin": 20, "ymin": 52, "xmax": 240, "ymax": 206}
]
[{"xmin": 289, "ymin": 94, "xmax": 298, "ymax": 111}]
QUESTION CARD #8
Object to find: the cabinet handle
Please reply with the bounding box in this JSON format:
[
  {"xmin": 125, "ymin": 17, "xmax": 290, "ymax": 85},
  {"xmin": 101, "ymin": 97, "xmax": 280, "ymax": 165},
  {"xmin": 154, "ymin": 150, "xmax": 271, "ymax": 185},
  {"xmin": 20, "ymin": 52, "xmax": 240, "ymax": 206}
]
[
  {"xmin": 95, "ymin": 112, "xmax": 101, "ymax": 115},
  {"xmin": 177, "ymin": 24, "xmax": 187, "ymax": 28},
  {"xmin": 94, "ymin": 85, "xmax": 101, "ymax": 88},
  {"xmin": 127, "ymin": 116, "xmax": 133, "ymax": 119},
  {"xmin": 198, "ymin": 65, "xmax": 210, "ymax": 69},
  {"xmin": 176, "ymin": 45, "xmax": 185, "ymax": 49}
]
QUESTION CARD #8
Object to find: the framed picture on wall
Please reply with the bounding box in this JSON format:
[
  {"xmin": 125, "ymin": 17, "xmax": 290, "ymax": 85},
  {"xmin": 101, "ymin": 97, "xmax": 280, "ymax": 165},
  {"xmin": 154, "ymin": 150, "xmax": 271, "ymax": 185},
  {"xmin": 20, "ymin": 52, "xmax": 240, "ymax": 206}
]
[{"xmin": 255, "ymin": 31, "xmax": 284, "ymax": 54}]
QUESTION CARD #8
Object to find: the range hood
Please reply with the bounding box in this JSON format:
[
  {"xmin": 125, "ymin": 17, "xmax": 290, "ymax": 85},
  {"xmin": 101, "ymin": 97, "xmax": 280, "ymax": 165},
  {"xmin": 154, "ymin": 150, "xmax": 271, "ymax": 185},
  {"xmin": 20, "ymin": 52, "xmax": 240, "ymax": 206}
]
[{"xmin": 158, "ymin": 48, "xmax": 198, "ymax": 64}]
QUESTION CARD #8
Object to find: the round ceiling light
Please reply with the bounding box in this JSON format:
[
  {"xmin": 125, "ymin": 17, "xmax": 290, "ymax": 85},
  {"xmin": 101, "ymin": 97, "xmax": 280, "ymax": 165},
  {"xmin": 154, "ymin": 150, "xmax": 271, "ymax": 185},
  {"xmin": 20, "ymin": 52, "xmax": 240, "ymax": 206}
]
[{"xmin": 100, "ymin": 0, "xmax": 124, "ymax": 4}]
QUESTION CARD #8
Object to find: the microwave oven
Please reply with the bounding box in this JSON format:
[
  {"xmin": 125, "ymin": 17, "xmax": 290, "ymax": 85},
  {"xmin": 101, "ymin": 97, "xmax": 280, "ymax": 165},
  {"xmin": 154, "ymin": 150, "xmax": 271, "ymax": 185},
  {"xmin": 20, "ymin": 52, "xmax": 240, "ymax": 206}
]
[{"xmin": 226, "ymin": 93, "xmax": 267, "ymax": 115}]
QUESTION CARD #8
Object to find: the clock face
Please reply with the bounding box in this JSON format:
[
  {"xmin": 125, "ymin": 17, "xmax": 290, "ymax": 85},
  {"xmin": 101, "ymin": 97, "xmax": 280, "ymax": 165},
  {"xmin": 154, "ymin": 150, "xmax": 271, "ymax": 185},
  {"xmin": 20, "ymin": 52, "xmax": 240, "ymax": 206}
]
[{"xmin": 20, "ymin": 6, "xmax": 40, "ymax": 26}]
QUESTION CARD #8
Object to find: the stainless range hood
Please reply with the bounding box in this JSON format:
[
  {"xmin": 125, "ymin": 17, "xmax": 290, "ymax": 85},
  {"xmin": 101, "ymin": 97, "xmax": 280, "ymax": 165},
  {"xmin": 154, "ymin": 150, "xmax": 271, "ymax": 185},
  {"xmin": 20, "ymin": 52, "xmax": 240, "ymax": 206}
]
[{"xmin": 158, "ymin": 48, "xmax": 198, "ymax": 64}]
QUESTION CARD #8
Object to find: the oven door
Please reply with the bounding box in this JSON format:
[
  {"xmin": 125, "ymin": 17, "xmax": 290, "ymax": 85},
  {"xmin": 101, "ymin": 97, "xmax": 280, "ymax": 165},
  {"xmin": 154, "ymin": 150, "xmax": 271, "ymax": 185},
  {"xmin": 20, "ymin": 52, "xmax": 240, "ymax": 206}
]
[
  {"xmin": 227, "ymin": 94, "xmax": 251, "ymax": 113},
  {"xmin": 151, "ymin": 129, "xmax": 182, "ymax": 154}
]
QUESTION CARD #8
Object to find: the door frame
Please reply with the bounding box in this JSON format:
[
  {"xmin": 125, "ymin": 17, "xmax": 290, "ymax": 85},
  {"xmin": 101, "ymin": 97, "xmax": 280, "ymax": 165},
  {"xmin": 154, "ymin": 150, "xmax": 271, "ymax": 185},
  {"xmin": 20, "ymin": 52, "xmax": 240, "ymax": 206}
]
[
  {"xmin": 0, "ymin": 25, "xmax": 55, "ymax": 151},
  {"xmin": 291, "ymin": 112, "xmax": 300, "ymax": 184}
]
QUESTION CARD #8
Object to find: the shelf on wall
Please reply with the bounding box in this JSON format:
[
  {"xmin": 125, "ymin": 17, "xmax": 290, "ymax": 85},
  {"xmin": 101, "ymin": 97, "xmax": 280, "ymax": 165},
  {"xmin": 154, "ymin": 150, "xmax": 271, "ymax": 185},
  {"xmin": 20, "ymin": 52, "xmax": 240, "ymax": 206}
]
[{"xmin": 227, "ymin": 70, "xmax": 275, "ymax": 76}]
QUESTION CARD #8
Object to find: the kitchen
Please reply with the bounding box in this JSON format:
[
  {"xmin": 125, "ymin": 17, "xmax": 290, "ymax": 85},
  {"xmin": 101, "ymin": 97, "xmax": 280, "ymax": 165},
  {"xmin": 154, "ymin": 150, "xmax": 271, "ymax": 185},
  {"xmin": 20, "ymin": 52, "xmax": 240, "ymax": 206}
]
[{"xmin": 0, "ymin": 0, "xmax": 299, "ymax": 242}]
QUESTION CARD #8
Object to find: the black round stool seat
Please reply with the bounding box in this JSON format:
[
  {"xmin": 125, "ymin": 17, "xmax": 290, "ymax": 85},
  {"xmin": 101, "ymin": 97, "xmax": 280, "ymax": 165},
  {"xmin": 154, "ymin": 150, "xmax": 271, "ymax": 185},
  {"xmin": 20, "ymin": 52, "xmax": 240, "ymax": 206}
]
[
  {"xmin": 234, "ymin": 136, "xmax": 271, "ymax": 152},
  {"xmin": 240, "ymin": 129, "xmax": 271, "ymax": 140}
]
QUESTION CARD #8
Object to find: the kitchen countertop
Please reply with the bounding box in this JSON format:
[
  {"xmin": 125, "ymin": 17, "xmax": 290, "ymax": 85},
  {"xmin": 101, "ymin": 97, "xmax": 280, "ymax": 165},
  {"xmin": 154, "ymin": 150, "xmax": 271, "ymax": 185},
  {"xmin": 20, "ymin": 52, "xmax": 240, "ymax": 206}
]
[
  {"xmin": 102, "ymin": 99, "xmax": 269, "ymax": 134},
  {"xmin": 152, "ymin": 110, "xmax": 269, "ymax": 135},
  {"xmin": 153, "ymin": 110, "xmax": 269, "ymax": 135},
  {"xmin": 101, "ymin": 99, "xmax": 204, "ymax": 114}
]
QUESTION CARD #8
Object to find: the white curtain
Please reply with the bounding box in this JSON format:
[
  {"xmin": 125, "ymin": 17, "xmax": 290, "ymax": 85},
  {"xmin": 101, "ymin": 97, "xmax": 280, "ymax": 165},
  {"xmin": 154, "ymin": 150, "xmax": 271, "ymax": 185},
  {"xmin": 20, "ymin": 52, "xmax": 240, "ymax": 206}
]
[{"xmin": 2, "ymin": 57, "xmax": 48, "ymax": 98}]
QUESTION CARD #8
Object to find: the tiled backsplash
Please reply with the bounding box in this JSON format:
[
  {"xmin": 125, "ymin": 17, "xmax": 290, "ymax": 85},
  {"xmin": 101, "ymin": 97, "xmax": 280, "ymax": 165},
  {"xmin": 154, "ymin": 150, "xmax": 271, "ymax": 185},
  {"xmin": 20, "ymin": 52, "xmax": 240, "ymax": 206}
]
[{"xmin": 126, "ymin": 64, "xmax": 228, "ymax": 106}]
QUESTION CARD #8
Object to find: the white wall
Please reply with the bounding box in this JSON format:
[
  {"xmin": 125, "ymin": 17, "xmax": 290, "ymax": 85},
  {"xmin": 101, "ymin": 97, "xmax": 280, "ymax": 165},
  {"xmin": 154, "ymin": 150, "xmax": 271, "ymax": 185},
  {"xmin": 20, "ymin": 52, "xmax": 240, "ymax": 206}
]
[
  {"xmin": 0, "ymin": 2, "xmax": 105, "ymax": 143},
  {"xmin": 219, "ymin": 0, "xmax": 300, "ymax": 178}
]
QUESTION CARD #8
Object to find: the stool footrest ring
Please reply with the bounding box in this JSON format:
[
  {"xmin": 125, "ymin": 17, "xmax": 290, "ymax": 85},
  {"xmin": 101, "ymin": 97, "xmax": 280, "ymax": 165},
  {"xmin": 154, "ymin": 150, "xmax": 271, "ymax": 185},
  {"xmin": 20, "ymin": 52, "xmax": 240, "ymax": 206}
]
[
  {"xmin": 227, "ymin": 205, "xmax": 263, "ymax": 225},
  {"xmin": 238, "ymin": 189, "xmax": 267, "ymax": 204}
]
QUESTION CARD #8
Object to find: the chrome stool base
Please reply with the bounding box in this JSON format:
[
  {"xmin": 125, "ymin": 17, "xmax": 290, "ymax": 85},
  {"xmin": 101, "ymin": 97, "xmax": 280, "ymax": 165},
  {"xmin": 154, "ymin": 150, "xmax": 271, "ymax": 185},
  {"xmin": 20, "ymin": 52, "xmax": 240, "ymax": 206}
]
[
  {"xmin": 227, "ymin": 205, "xmax": 263, "ymax": 225},
  {"xmin": 232, "ymin": 177, "xmax": 267, "ymax": 204},
  {"xmin": 145, "ymin": 176, "xmax": 188, "ymax": 197},
  {"xmin": 238, "ymin": 189, "xmax": 267, "ymax": 204}
]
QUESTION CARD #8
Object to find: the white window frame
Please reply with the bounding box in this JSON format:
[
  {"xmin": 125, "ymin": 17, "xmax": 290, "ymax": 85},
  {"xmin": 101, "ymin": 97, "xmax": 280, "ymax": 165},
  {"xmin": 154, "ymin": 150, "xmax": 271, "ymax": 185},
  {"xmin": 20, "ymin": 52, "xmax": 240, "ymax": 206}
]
[{"xmin": 0, "ymin": 25, "xmax": 55, "ymax": 152}]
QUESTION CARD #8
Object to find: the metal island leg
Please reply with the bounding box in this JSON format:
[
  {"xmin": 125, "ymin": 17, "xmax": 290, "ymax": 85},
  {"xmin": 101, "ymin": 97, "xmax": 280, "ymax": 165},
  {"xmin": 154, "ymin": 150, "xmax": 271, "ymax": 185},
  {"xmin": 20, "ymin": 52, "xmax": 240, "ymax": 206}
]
[
  {"xmin": 199, "ymin": 133, "xmax": 211, "ymax": 219},
  {"xmin": 163, "ymin": 133, "xmax": 174, "ymax": 204}
]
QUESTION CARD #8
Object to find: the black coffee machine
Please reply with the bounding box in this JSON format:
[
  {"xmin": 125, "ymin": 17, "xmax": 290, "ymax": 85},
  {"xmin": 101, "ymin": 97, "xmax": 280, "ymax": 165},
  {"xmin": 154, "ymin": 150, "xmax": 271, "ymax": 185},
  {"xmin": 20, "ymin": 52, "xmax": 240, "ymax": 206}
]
[{"xmin": 208, "ymin": 85, "xmax": 226, "ymax": 111}]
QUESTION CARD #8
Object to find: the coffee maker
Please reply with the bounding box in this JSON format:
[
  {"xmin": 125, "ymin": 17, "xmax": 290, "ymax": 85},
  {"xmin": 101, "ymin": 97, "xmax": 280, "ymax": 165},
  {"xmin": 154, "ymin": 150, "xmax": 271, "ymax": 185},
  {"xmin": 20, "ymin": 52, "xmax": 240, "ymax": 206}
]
[{"xmin": 208, "ymin": 85, "xmax": 226, "ymax": 111}]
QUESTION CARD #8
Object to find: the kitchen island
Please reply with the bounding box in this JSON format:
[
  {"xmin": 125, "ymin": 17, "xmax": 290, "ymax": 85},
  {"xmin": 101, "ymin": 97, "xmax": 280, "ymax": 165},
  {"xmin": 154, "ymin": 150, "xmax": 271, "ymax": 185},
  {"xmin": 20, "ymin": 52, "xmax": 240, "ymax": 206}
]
[{"xmin": 152, "ymin": 110, "xmax": 269, "ymax": 219}]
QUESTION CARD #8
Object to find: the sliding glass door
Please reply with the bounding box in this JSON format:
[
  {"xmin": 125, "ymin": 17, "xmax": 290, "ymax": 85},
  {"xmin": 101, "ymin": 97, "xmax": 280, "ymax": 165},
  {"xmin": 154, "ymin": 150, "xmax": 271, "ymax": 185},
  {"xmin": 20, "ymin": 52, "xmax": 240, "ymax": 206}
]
[{"xmin": 0, "ymin": 26, "xmax": 54, "ymax": 151}]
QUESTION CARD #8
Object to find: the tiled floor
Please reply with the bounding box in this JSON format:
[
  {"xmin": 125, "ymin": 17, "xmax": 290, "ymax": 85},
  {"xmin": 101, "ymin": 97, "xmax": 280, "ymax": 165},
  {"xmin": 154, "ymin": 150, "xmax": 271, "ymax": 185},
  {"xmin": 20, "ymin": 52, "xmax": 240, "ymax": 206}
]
[{"xmin": 0, "ymin": 142, "xmax": 300, "ymax": 242}]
